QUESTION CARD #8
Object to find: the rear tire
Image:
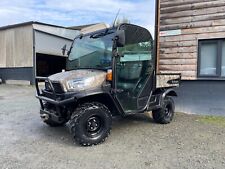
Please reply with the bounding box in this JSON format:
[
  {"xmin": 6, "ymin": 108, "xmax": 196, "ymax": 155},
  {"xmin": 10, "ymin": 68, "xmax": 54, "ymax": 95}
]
[
  {"xmin": 68, "ymin": 102, "xmax": 112, "ymax": 146},
  {"xmin": 152, "ymin": 97, "xmax": 175, "ymax": 124}
]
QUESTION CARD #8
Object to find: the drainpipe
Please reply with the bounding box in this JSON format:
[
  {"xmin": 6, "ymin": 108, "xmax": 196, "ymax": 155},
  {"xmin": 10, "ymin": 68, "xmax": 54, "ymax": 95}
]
[{"xmin": 154, "ymin": 0, "xmax": 160, "ymax": 73}]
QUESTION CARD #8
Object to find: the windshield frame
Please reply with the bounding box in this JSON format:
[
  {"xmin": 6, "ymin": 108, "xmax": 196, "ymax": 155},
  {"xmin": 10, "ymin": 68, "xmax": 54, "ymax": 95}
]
[{"xmin": 66, "ymin": 28, "xmax": 116, "ymax": 71}]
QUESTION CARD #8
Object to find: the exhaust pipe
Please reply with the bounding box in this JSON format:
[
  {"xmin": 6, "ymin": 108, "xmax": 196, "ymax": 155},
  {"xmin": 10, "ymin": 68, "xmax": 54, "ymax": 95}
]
[{"xmin": 40, "ymin": 114, "xmax": 49, "ymax": 121}]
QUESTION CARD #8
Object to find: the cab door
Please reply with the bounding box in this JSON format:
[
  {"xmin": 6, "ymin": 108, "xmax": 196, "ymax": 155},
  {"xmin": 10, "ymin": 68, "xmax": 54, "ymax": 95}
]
[{"xmin": 114, "ymin": 24, "xmax": 155, "ymax": 113}]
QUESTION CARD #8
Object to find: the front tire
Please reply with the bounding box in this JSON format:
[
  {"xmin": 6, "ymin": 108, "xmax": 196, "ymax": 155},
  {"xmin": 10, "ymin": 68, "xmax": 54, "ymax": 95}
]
[
  {"xmin": 152, "ymin": 97, "xmax": 175, "ymax": 124},
  {"xmin": 68, "ymin": 102, "xmax": 112, "ymax": 146}
]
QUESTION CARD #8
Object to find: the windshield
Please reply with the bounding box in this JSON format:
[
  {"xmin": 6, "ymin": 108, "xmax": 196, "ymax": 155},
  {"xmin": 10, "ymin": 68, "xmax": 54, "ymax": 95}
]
[{"xmin": 67, "ymin": 30, "xmax": 115, "ymax": 70}]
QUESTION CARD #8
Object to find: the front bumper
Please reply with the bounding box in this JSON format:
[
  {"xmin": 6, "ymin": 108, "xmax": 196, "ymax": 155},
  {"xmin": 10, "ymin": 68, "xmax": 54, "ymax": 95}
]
[
  {"xmin": 40, "ymin": 109, "xmax": 62, "ymax": 122},
  {"xmin": 36, "ymin": 95, "xmax": 75, "ymax": 106}
]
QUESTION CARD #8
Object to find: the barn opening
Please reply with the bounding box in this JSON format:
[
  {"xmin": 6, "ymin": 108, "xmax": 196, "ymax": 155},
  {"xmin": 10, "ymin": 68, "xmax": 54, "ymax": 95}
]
[{"xmin": 36, "ymin": 53, "xmax": 66, "ymax": 77}]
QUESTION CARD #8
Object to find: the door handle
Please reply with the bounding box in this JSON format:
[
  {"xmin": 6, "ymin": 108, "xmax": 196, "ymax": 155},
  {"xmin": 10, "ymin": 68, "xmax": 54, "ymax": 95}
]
[
  {"xmin": 111, "ymin": 89, "xmax": 124, "ymax": 94},
  {"xmin": 116, "ymin": 89, "xmax": 124, "ymax": 93}
]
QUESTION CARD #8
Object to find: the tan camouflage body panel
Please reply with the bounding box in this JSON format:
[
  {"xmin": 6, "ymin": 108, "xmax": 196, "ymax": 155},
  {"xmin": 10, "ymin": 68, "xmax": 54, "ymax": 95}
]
[
  {"xmin": 156, "ymin": 74, "xmax": 181, "ymax": 88},
  {"xmin": 48, "ymin": 70, "xmax": 107, "ymax": 92}
]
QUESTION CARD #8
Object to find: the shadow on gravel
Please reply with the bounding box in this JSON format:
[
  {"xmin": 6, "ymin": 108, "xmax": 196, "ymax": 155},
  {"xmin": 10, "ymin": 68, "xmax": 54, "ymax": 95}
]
[
  {"xmin": 114, "ymin": 114, "xmax": 153, "ymax": 123},
  {"xmin": 36, "ymin": 114, "xmax": 154, "ymax": 147},
  {"xmin": 112, "ymin": 114, "xmax": 155, "ymax": 131}
]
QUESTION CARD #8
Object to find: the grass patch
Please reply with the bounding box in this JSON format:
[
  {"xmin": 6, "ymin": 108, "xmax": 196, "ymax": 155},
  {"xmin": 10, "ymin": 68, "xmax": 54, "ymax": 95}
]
[{"xmin": 198, "ymin": 116, "xmax": 225, "ymax": 127}]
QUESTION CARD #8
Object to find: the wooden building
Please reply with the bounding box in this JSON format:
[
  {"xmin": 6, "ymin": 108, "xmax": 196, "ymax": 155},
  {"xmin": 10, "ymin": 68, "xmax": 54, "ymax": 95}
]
[
  {"xmin": 158, "ymin": 0, "xmax": 225, "ymax": 115},
  {"xmin": 159, "ymin": 0, "xmax": 225, "ymax": 80}
]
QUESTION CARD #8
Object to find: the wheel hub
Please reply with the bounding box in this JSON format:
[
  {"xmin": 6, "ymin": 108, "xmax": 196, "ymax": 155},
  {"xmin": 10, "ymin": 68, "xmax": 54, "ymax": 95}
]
[
  {"xmin": 165, "ymin": 105, "xmax": 171, "ymax": 117},
  {"xmin": 87, "ymin": 116, "xmax": 101, "ymax": 132}
]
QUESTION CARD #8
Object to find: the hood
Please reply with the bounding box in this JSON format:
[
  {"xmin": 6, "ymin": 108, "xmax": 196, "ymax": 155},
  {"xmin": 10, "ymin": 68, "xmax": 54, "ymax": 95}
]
[{"xmin": 48, "ymin": 69, "xmax": 107, "ymax": 92}]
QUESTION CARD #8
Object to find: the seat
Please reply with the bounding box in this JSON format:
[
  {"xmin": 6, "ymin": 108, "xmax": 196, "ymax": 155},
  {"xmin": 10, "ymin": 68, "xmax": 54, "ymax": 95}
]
[{"xmin": 117, "ymin": 63, "xmax": 142, "ymax": 91}]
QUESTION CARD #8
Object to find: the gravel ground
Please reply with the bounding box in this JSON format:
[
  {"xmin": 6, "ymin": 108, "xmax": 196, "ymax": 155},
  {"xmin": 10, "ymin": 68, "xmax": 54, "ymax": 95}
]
[{"xmin": 0, "ymin": 84, "xmax": 225, "ymax": 169}]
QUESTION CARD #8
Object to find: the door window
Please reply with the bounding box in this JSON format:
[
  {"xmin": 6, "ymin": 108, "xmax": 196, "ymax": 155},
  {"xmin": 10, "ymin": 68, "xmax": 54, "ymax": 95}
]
[{"xmin": 115, "ymin": 24, "xmax": 153, "ymax": 111}]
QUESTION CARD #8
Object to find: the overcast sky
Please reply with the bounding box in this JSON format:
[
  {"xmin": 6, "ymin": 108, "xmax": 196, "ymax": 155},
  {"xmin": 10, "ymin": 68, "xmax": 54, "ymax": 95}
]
[{"xmin": 0, "ymin": 0, "xmax": 155, "ymax": 33}]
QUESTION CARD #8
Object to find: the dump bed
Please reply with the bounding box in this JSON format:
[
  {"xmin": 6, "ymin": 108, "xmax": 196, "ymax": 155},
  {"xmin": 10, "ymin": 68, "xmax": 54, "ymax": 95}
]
[{"xmin": 156, "ymin": 73, "xmax": 181, "ymax": 88}]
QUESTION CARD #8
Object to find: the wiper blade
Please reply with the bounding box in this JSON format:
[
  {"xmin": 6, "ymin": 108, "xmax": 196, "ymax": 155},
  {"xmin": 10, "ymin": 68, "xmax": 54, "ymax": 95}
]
[
  {"xmin": 90, "ymin": 30, "xmax": 114, "ymax": 39},
  {"xmin": 77, "ymin": 66, "xmax": 109, "ymax": 71}
]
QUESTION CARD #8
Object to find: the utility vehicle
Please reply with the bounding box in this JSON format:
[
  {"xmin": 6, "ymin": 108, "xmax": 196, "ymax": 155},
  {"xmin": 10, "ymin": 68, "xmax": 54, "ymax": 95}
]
[{"xmin": 36, "ymin": 23, "xmax": 180, "ymax": 146}]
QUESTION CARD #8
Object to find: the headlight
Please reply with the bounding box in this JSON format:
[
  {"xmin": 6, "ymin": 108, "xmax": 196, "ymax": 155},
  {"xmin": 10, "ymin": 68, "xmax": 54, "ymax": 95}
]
[{"xmin": 67, "ymin": 78, "xmax": 94, "ymax": 91}]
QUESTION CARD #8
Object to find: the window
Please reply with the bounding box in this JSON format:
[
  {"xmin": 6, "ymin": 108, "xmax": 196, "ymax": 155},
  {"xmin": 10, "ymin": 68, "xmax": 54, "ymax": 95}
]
[
  {"xmin": 198, "ymin": 39, "xmax": 225, "ymax": 78},
  {"xmin": 222, "ymin": 42, "xmax": 225, "ymax": 76}
]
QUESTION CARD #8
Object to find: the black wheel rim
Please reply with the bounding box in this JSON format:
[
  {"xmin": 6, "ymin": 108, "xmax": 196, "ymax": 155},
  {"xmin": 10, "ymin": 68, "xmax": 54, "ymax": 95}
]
[
  {"xmin": 165, "ymin": 104, "xmax": 172, "ymax": 119},
  {"xmin": 86, "ymin": 116, "xmax": 102, "ymax": 136}
]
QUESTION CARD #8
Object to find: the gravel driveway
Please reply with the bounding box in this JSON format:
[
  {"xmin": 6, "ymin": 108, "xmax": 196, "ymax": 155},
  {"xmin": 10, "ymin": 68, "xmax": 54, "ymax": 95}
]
[{"xmin": 0, "ymin": 84, "xmax": 225, "ymax": 169}]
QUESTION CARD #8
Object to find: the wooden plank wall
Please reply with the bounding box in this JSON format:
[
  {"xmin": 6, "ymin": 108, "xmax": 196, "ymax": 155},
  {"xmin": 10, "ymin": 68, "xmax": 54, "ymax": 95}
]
[{"xmin": 159, "ymin": 0, "xmax": 225, "ymax": 80}]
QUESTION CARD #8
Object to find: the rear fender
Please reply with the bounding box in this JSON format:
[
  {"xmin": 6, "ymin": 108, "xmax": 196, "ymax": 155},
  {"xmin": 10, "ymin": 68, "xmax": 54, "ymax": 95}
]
[
  {"xmin": 148, "ymin": 88, "xmax": 177, "ymax": 111},
  {"xmin": 162, "ymin": 88, "xmax": 177, "ymax": 99}
]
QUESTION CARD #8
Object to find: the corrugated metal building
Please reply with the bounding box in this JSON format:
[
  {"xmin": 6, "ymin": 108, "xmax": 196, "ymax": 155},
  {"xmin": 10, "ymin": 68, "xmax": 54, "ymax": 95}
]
[
  {"xmin": 0, "ymin": 21, "xmax": 80, "ymax": 84},
  {"xmin": 159, "ymin": 0, "xmax": 225, "ymax": 116}
]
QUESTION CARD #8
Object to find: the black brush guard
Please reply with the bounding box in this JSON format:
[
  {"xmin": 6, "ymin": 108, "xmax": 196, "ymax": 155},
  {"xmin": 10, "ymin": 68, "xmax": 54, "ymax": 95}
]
[{"xmin": 35, "ymin": 77, "xmax": 74, "ymax": 110}]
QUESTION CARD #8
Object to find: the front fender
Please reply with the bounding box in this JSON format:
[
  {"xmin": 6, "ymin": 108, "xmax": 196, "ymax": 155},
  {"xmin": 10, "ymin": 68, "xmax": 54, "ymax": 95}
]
[{"xmin": 74, "ymin": 89, "xmax": 124, "ymax": 116}]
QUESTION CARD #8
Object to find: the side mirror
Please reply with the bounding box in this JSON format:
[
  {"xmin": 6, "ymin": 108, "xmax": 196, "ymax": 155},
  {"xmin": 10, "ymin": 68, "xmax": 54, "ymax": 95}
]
[
  {"xmin": 115, "ymin": 30, "xmax": 125, "ymax": 47},
  {"xmin": 61, "ymin": 44, "xmax": 67, "ymax": 56}
]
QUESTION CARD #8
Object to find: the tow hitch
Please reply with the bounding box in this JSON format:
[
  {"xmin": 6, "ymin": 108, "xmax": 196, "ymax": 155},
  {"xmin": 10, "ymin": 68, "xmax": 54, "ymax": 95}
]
[{"xmin": 40, "ymin": 113, "xmax": 49, "ymax": 121}]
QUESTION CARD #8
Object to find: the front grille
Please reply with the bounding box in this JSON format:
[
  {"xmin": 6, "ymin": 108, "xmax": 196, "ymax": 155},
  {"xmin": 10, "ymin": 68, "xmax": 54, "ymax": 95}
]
[{"xmin": 45, "ymin": 81, "xmax": 64, "ymax": 94}]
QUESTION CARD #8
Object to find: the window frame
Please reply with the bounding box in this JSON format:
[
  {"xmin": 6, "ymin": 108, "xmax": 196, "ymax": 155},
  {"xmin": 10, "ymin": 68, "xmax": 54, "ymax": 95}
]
[{"xmin": 198, "ymin": 39, "xmax": 225, "ymax": 79}]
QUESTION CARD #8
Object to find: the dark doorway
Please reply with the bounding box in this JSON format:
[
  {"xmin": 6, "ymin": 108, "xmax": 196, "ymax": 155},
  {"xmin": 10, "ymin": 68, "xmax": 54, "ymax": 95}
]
[{"xmin": 36, "ymin": 53, "xmax": 66, "ymax": 77}]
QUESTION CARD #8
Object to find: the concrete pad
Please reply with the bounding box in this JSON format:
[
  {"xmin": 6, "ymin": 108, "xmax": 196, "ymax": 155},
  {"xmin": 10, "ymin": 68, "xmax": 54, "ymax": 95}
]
[{"xmin": 6, "ymin": 80, "xmax": 30, "ymax": 85}]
